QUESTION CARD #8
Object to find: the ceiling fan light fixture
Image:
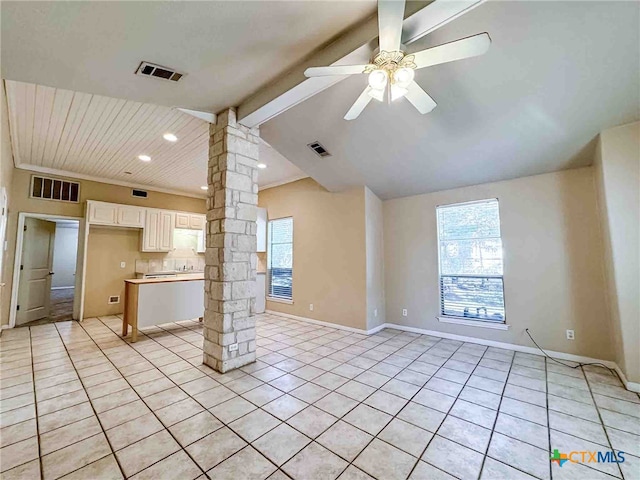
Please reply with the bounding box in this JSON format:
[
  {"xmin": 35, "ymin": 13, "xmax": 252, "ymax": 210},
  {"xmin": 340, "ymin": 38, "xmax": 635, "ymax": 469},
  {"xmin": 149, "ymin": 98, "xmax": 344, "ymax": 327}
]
[
  {"xmin": 393, "ymin": 67, "xmax": 415, "ymax": 88},
  {"xmin": 368, "ymin": 69, "xmax": 388, "ymax": 90},
  {"xmin": 391, "ymin": 84, "xmax": 408, "ymax": 101}
]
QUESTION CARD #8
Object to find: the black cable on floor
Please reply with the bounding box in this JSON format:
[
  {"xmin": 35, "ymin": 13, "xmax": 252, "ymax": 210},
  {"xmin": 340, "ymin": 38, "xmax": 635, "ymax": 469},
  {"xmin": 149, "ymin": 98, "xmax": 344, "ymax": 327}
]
[{"xmin": 525, "ymin": 328, "xmax": 617, "ymax": 375}]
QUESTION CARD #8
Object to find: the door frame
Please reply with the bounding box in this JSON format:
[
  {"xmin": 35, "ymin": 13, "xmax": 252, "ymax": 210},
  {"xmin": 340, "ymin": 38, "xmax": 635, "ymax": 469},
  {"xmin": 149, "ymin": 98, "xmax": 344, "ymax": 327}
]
[{"xmin": 9, "ymin": 212, "xmax": 85, "ymax": 328}]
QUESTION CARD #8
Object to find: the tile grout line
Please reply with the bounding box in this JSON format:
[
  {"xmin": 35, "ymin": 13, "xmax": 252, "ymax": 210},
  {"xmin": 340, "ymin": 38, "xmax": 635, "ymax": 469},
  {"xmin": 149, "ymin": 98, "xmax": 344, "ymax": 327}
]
[
  {"xmin": 100, "ymin": 317, "xmax": 339, "ymax": 477},
  {"xmin": 28, "ymin": 327, "xmax": 45, "ymax": 480},
  {"xmin": 474, "ymin": 346, "xmax": 518, "ymax": 480},
  {"xmin": 80, "ymin": 319, "xmax": 211, "ymax": 480},
  {"xmin": 93, "ymin": 317, "xmax": 288, "ymax": 478},
  {"xmin": 353, "ymin": 337, "xmax": 474, "ymax": 480},
  {"xmin": 137, "ymin": 318, "xmax": 556, "ymax": 479},
  {"xmin": 99, "ymin": 317, "xmax": 411, "ymax": 477},
  {"xmin": 581, "ymin": 365, "xmax": 626, "ymax": 479},
  {"xmin": 47, "ymin": 323, "xmax": 129, "ymax": 479},
  {"xmin": 8, "ymin": 315, "xmax": 636, "ymax": 480},
  {"xmin": 102, "ymin": 317, "xmax": 436, "ymax": 477}
]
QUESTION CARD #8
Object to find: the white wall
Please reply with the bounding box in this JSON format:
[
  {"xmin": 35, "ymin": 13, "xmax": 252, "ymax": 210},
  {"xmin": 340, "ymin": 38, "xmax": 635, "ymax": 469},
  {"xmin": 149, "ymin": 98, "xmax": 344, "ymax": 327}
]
[
  {"xmin": 384, "ymin": 167, "xmax": 613, "ymax": 361},
  {"xmin": 593, "ymin": 121, "xmax": 640, "ymax": 383},
  {"xmin": 51, "ymin": 224, "xmax": 78, "ymax": 288},
  {"xmin": 365, "ymin": 187, "xmax": 385, "ymax": 330}
]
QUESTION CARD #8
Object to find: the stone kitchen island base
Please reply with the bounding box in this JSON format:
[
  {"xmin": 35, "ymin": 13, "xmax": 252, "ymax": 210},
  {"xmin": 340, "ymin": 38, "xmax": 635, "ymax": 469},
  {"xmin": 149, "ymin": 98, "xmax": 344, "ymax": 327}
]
[{"xmin": 122, "ymin": 274, "xmax": 204, "ymax": 342}]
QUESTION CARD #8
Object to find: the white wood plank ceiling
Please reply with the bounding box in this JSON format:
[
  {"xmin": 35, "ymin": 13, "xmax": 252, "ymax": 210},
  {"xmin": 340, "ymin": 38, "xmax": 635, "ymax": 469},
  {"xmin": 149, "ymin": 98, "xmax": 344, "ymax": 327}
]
[{"xmin": 5, "ymin": 80, "xmax": 209, "ymax": 197}]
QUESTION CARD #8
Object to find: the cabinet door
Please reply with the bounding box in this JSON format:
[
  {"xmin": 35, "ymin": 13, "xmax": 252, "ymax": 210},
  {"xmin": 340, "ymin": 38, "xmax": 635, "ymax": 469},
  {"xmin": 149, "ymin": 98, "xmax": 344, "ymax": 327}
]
[
  {"xmin": 88, "ymin": 202, "xmax": 118, "ymax": 225},
  {"xmin": 158, "ymin": 212, "xmax": 174, "ymax": 251},
  {"xmin": 256, "ymin": 208, "xmax": 267, "ymax": 252},
  {"xmin": 189, "ymin": 215, "xmax": 205, "ymax": 230},
  {"xmin": 175, "ymin": 213, "xmax": 190, "ymax": 229},
  {"xmin": 196, "ymin": 228, "xmax": 206, "ymax": 253},
  {"xmin": 118, "ymin": 206, "xmax": 145, "ymax": 227},
  {"xmin": 142, "ymin": 210, "xmax": 160, "ymax": 251}
]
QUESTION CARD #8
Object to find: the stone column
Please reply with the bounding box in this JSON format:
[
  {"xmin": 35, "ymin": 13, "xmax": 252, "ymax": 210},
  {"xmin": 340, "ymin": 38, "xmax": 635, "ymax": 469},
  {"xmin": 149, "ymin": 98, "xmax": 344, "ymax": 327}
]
[{"xmin": 203, "ymin": 108, "xmax": 259, "ymax": 373}]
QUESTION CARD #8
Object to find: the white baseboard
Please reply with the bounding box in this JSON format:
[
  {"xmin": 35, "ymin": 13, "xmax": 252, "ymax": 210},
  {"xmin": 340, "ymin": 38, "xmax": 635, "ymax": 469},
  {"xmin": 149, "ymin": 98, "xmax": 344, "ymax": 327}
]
[
  {"xmin": 265, "ymin": 310, "xmax": 383, "ymax": 335},
  {"xmin": 264, "ymin": 310, "xmax": 639, "ymax": 393}
]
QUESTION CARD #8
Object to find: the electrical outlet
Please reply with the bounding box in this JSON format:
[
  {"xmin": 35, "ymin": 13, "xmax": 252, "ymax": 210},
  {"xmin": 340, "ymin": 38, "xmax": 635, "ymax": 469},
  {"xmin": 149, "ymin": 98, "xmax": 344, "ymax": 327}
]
[
  {"xmin": 120, "ymin": 261, "xmax": 126, "ymax": 268},
  {"xmin": 374, "ymin": 309, "xmax": 378, "ymax": 317},
  {"xmin": 402, "ymin": 308, "xmax": 408, "ymax": 317},
  {"xmin": 229, "ymin": 343, "xmax": 239, "ymax": 352},
  {"xmin": 566, "ymin": 329, "xmax": 575, "ymax": 340},
  {"xmin": 309, "ymin": 304, "xmax": 314, "ymax": 311}
]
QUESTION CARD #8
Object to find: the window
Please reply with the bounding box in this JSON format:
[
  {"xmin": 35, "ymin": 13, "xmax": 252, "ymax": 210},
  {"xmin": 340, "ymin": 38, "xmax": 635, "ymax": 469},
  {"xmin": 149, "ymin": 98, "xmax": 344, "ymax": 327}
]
[
  {"xmin": 436, "ymin": 199, "xmax": 505, "ymax": 322},
  {"xmin": 267, "ymin": 217, "xmax": 293, "ymax": 300}
]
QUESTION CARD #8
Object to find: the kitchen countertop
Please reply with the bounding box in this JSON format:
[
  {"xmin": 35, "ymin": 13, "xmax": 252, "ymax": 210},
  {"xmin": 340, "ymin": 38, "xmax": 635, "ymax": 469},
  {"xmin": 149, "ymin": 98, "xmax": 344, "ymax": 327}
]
[{"xmin": 125, "ymin": 273, "xmax": 204, "ymax": 285}]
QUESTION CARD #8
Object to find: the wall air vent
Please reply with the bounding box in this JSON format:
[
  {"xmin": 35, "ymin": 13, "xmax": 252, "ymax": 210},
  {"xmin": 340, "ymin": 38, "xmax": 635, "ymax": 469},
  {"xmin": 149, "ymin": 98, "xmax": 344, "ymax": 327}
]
[
  {"xmin": 307, "ymin": 141, "xmax": 331, "ymax": 158},
  {"xmin": 132, "ymin": 189, "xmax": 148, "ymax": 198},
  {"xmin": 30, "ymin": 175, "xmax": 80, "ymax": 203},
  {"xmin": 108, "ymin": 295, "xmax": 120, "ymax": 304},
  {"xmin": 135, "ymin": 61, "xmax": 184, "ymax": 82}
]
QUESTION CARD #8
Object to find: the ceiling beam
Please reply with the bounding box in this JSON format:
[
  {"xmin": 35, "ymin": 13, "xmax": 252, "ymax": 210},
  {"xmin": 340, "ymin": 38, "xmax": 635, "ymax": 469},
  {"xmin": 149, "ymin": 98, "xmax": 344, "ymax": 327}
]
[{"xmin": 237, "ymin": 0, "xmax": 485, "ymax": 128}]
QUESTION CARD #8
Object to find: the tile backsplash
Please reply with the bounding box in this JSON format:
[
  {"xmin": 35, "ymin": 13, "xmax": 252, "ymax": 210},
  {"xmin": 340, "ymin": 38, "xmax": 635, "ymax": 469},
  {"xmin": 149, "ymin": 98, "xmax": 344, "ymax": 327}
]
[{"xmin": 135, "ymin": 256, "xmax": 205, "ymax": 273}]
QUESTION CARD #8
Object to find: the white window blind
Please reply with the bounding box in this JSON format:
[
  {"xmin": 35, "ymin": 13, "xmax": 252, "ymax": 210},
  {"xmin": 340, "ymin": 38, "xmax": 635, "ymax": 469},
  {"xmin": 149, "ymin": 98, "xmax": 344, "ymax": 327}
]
[
  {"xmin": 267, "ymin": 217, "xmax": 293, "ymax": 300},
  {"xmin": 436, "ymin": 199, "xmax": 506, "ymax": 322}
]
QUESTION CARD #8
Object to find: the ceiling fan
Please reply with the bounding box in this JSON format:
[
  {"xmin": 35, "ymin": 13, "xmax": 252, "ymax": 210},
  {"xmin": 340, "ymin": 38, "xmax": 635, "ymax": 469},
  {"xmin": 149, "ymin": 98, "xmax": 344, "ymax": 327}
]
[{"xmin": 304, "ymin": 0, "xmax": 491, "ymax": 120}]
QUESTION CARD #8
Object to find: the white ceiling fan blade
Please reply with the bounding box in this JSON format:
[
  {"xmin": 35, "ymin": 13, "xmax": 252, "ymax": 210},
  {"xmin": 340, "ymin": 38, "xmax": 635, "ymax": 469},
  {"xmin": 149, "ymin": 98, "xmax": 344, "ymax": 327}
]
[
  {"xmin": 344, "ymin": 87, "xmax": 374, "ymax": 120},
  {"xmin": 378, "ymin": 0, "xmax": 406, "ymax": 52},
  {"xmin": 405, "ymin": 82, "xmax": 437, "ymax": 114},
  {"xmin": 304, "ymin": 65, "xmax": 368, "ymax": 78},
  {"xmin": 412, "ymin": 33, "xmax": 491, "ymax": 70}
]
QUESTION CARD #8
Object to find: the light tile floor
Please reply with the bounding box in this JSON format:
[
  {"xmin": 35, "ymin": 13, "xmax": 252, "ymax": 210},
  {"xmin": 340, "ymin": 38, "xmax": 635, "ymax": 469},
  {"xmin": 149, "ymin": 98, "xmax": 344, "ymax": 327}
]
[{"xmin": 1, "ymin": 313, "xmax": 639, "ymax": 480}]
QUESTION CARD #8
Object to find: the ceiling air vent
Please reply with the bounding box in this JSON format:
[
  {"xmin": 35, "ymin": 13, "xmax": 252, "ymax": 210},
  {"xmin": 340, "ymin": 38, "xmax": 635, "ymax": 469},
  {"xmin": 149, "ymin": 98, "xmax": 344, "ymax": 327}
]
[
  {"xmin": 132, "ymin": 189, "xmax": 148, "ymax": 198},
  {"xmin": 135, "ymin": 61, "xmax": 184, "ymax": 82},
  {"xmin": 307, "ymin": 141, "xmax": 331, "ymax": 158}
]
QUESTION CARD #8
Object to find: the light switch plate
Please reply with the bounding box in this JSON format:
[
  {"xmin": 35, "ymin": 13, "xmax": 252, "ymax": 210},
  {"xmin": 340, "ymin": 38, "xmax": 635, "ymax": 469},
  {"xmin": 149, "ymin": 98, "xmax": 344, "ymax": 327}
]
[{"xmin": 120, "ymin": 261, "xmax": 126, "ymax": 268}]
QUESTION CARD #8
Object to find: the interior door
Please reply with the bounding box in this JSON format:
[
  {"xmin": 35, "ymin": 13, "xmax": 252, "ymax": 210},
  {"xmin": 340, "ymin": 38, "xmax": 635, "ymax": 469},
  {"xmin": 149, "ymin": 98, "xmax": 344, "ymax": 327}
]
[{"xmin": 17, "ymin": 218, "xmax": 56, "ymax": 325}]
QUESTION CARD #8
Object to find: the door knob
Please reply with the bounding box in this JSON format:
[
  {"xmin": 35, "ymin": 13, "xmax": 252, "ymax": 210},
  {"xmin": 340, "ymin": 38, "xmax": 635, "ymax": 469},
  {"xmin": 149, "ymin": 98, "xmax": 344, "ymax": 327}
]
[{"xmin": 48, "ymin": 271, "xmax": 55, "ymax": 275}]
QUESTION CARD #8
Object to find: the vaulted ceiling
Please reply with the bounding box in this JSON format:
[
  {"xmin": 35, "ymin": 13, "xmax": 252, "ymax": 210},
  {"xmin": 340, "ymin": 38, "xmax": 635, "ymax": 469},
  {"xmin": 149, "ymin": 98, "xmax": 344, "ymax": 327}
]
[
  {"xmin": 261, "ymin": 1, "xmax": 640, "ymax": 199},
  {"xmin": 2, "ymin": 1, "xmax": 638, "ymax": 199}
]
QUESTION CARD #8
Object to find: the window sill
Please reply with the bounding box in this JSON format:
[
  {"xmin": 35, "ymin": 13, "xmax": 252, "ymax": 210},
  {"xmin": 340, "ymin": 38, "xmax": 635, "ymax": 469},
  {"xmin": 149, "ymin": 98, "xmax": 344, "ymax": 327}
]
[
  {"xmin": 267, "ymin": 296, "xmax": 293, "ymax": 305},
  {"xmin": 437, "ymin": 316, "xmax": 510, "ymax": 330}
]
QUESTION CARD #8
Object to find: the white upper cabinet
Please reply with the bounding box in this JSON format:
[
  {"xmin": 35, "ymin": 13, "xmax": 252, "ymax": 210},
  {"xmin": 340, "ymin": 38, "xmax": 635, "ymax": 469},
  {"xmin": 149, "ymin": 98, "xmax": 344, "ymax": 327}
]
[
  {"xmin": 175, "ymin": 213, "xmax": 190, "ymax": 229},
  {"xmin": 189, "ymin": 215, "xmax": 205, "ymax": 230},
  {"xmin": 142, "ymin": 209, "xmax": 174, "ymax": 252},
  {"xmin": 176, "ymin": 212, "xmax": 206, "ymax": 231},
  {"xmin": 117, "ymin": 205, "xmax": 146, "ymax": 227},
  {"xmin": 87, "ymin": 200, "xmax": 206, "ymax": 253},
  {"xmin": 256, "ymin": 207, "xmax": 267, "ymax": 252},
  {"xmin": 88, "ymin": 202, "xmax": 117, "ymax": 225},
  {"xmin": 87, "ymin": 201, "xmax": 145, "ymax": 227}
]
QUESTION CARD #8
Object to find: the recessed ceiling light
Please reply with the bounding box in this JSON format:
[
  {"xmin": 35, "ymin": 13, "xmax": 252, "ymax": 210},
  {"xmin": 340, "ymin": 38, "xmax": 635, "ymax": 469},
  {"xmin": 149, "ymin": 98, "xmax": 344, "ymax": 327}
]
[
  {"xmin": 163, "ymin": 133, "xmax": 178, "ymax": 142},
  {"xmin": 200, "ymin": 186, "xmax": 208, "ymax": 191},
  {"xmin": 257, "ymin": 163, "xmax": 267, "ymax": 169},
  {"xmin": 138, "ymin": 155, "xmax": 151, "ymax": 162}
]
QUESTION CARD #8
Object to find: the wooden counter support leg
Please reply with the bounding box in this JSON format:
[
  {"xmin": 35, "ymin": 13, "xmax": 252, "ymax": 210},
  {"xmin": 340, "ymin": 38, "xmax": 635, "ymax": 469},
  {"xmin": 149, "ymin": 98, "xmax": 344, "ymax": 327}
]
[{"xmin": 123, "ymin": 282, "xmax": 139, "ymax": 343}]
